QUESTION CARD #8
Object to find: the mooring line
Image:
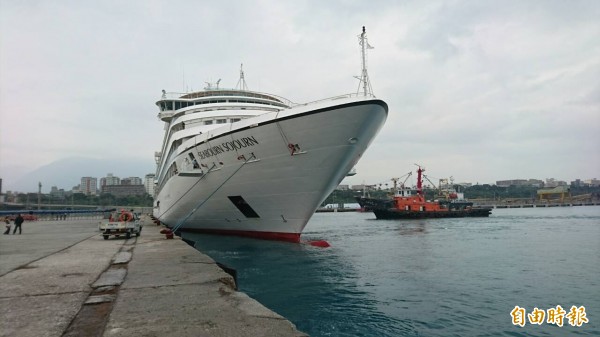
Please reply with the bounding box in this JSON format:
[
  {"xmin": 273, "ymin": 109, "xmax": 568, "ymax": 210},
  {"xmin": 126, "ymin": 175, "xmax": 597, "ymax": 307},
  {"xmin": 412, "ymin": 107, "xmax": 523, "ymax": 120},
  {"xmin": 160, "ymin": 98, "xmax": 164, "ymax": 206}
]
[
  {"xmin": 155, "ymin": 162, "xmax": 216, "ymax": 219},
  {"xmin": 169, "ymin": 153, "xmax": 257, "ymax": 234}
]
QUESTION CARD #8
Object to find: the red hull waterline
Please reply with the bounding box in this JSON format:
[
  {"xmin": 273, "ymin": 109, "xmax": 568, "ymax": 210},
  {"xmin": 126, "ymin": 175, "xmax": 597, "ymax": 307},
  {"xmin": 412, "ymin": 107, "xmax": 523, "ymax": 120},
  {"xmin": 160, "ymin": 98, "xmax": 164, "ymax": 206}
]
[{"xmin": 181, "ymin": 227, "xmax": 302, "ymax": 243}]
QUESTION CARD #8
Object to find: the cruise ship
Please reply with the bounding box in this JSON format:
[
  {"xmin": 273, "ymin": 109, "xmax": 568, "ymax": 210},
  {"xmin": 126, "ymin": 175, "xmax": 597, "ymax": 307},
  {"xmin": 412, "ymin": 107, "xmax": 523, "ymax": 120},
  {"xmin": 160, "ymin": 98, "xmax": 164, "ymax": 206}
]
[{"xmin": 153, "ymin": 27, "xmax": 388, "ymax": 242}]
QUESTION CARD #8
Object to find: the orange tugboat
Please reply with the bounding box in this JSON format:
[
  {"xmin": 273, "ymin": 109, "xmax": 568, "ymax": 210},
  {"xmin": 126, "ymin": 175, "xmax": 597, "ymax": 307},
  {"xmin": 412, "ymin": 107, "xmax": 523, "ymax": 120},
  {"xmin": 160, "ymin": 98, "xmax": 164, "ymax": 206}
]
[{"xmin": 357, "ymin": 166, "xmax": 492, "ymax": 219}]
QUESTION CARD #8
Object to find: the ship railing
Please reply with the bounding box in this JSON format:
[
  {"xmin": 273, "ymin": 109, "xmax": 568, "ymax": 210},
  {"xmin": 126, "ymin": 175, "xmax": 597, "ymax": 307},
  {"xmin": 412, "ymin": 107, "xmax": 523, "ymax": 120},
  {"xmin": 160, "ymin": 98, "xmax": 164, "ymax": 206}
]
[
  {"xmin": 289, "ymin": 92, "xmax": 376, "ymax": 108},
  {"xmin": 158, "ymin": 90, "xmax": 376, "ymax": 109},
  {"xmin": 159, "ymin": 90, "xmax": 295, "ymax": 107}
]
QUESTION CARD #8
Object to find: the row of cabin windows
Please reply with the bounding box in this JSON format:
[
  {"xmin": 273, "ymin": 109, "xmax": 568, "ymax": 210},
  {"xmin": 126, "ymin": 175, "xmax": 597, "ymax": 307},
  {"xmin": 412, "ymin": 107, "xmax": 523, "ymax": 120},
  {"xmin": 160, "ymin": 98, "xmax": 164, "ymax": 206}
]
[
  {"xmin": 159, "ymin": 150, "xmax": 203, "ymax": 191},
  {"xmin": 202, "ymin": 118, "xmax": 241, "ymax": 125},
  {"xmin": 180, "ymin": 117, "xmax": 243, "ymax": 129},
  {"xmin": 166, "ymin": 116, "xmax": 242, "ymax": 161},
  {"xmin": 164, "ymin": 116, "xmax": 242, "ymax": 167},
  {"xmin": 167, "ymin": 139, "xmax": 183, "ymax": 163},
  {"xmin": 163, "ymin": 112, "xmax": 245, "ymax": 168},
  {"xmin": 157, "ymin": 162, "xmax": 179, "ymax": 193},
  {"xmin": 172, "ymin": 117, "xmax": 243, "ymax": 132},
  {"xmin": 158, "ymin": 98, "xmax": 286, "ymax": 111}
]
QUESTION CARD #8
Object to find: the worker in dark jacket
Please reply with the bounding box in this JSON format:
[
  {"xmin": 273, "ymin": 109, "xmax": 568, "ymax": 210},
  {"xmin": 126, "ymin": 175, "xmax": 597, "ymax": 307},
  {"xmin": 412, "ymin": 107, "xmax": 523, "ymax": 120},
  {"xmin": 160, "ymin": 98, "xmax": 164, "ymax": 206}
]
[{"xmin": 13, "ymin": 214, "xmax": 24, "ymax": 234}]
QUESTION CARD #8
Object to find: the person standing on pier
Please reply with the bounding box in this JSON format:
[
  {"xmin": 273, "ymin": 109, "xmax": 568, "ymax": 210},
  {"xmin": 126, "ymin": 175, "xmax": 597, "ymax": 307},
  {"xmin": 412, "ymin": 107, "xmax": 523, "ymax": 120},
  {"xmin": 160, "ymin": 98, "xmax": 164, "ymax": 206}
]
[
  {"xmin": 3, "ymin": 217, "xmax": 10, "ymax": 235},
  {"xmin": 13, "ymin": 214, "xmax": 24, "ymax": 235}
]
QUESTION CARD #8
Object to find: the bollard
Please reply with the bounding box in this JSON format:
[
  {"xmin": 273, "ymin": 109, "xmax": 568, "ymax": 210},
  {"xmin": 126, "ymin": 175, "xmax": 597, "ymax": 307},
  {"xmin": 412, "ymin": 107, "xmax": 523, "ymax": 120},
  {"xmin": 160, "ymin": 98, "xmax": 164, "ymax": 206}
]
[{"xmin": 160, "ymin": 228, "xmax": 174, "ymax": 239}]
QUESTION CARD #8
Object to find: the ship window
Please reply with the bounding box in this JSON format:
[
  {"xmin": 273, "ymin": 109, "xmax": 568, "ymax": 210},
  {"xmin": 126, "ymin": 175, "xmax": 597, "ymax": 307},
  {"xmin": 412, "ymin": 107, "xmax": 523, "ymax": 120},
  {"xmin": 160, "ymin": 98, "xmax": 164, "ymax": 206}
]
[
  {"xmin": 216, "ymin": 119, "xmax": 227, "ymax": 124},
  {"xmin": 228, "ymin": 196, "xmax": 260, "ymax": 218},
  {"xmin": 231, "ymin": 118, "xmax": 241, "ymax": 123},
  {"xmin": 175, "ymin": 101, "xmax": 181, "ymax": 110},
  {"xmin": 188, "ymin": 153, "xmax": 199, "ymax": 169},
  {"xmin": 161, "ymin": 101, "xmax": 175, "ymax": 111},
  {"xmin": 204, "ymin": 120, "xmax": 213, "ymax": 125}
]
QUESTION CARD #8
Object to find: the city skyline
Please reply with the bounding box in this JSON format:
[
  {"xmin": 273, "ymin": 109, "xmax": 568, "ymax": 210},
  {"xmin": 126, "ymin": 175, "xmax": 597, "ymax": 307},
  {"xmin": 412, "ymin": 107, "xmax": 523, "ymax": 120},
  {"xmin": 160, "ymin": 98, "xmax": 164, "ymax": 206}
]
[
  {"xmin": 1, "ymin": 172, "xmax": 153, "ymax": 195},
  {"xmin": 3, "ymin": 173, "xmax": 598, "ymax": 195},
  {"xmin": 2, "ymin": 154, "xmax": 598, "ymax": 194}
]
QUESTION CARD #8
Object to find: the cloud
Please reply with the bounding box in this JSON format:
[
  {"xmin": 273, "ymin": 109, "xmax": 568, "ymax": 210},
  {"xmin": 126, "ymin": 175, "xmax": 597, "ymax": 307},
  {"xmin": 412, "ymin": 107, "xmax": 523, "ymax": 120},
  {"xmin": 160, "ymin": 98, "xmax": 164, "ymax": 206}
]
[{"xmin": 1, "ymin": 0, "xmax": 598, "ymax": 192}]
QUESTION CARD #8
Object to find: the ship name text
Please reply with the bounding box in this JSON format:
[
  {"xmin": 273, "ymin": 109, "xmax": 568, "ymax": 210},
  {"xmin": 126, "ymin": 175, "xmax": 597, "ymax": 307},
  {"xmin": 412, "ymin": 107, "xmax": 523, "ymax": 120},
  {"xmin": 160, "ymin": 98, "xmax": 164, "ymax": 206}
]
[{"xmin": 198, "ymin": 136, "xmax": 259, "ymax": 160}]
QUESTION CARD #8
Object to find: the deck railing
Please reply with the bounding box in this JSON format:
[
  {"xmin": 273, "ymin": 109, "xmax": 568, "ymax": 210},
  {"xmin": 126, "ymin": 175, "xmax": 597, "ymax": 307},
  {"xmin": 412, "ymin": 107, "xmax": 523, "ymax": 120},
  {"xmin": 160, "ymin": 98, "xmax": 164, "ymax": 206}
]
[{"xmin": 158, "ymin": 90, "xmax": 376, "ymax": 110}]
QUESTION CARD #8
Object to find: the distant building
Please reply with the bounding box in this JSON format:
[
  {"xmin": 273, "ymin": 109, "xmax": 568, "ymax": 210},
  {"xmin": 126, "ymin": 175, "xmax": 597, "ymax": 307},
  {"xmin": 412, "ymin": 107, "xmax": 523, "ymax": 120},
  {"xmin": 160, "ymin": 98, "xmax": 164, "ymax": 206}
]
[
  {"xmin": 571, "ymin": 179, "xmax": 584, "ymax": 187},
  {"xmin": 545, "ymin": 178, "xmax": 567, "ymax": 188},
  {"xmin": 80, "ymin": 177, "xmax": 98, "ymax": 196},
  {"xmin": 144, "ymin": 174, "xmax": 155, "ymax": 197},
  {"xmin": 496, "ymin": 179, "xmax": 528, "ymax": 187},
  {"xmin": 336, "ymin": 184, "xmax": 350, "ymax": 191},
  {"xmin": 122, "ymin": 177, "xmax": 142, "ymax": 185},
  {"xmin": 496, "ymin": 179, "xmax": 544, "ymax": 187},
  {"xmin": 102, "ymin": 184, "xmax": 146, "ymax": 197},
  {"xmin": 49, "ymin": 186, "xmax": 66, "ymax": 199},
  {"xmin": 582, "ymin": 178, "xmax": 599, "ymax": 187},
  {"xmin": 100, "ymin": 173, "xmax": 120, "ymax": 189},
  {"xmin": 456, "ymin": 182, "xmax": 472, "ymax": 188},
  {"xmin": 527, "ymin": 179, "xmax": 544, "ymax": 187},
  {"xmin": 351, "ymin": 184, "xmax": 373, "ymax": 191},
  {"xmin": 4, "ymin": 191, "xmax": 15, "ymax": 203}
]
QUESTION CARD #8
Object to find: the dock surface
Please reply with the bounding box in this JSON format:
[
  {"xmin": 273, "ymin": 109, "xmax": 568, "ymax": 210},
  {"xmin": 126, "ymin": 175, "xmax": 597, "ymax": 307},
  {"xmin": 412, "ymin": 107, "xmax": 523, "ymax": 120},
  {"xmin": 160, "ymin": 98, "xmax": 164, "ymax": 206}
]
[{"xmin": 0, "ymin": 216, "xmax": 306, "ymax": 337}]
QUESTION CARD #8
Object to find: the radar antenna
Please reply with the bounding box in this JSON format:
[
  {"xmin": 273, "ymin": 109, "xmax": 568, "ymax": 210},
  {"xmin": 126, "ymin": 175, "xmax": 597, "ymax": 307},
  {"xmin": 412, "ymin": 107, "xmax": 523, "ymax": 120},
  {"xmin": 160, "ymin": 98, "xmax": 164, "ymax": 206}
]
[
  {"xmin": 236, "ymin": 63, "xmax": 249, "ymax": 90},
  {"xmin": 204, "ymin": 79, "xmax": 221, "ymax": 90},
  {"xmin": 356, "ymin": 26, "xmax": 375, "ymax": 97}
]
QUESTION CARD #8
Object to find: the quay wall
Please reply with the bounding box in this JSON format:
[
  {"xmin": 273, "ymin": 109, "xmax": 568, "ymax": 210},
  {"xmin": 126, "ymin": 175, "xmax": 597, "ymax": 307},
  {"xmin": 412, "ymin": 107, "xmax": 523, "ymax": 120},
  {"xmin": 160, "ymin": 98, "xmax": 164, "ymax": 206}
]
[{"xmin": 0, "ymin": 216, "xmax": 306, "ymax": 337}]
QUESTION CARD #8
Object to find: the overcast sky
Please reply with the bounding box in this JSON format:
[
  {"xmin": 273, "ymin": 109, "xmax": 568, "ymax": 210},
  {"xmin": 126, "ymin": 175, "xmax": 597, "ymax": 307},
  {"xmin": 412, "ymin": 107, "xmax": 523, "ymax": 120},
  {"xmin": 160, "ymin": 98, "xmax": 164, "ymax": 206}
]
[{"xmin": 1, "ymin": 0, "xmax": 599, "ymax": 192}]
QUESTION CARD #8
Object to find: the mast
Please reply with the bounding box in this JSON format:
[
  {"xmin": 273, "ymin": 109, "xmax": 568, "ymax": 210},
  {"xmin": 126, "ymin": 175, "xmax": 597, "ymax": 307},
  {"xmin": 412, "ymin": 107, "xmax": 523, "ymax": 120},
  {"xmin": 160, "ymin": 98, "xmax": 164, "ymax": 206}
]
[
  {"xmin": 357, "ymin": 26, "xmax": 374, "ymax": 97},
  {"xmin": 416, "ymin": 166, "xmax": 424, "ymax": 197},
  {"xmin": 236, "ymin": 63, "xmax": 248, "ymax": 91}
]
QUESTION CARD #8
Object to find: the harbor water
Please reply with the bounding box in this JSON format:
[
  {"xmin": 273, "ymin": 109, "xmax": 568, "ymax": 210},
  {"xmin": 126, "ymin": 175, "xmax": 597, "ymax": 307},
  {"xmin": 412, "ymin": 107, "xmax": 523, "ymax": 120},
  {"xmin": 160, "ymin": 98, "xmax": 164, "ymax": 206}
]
[{"xmin": 182, "ymin": 206, "xmax": 600, "ymax": 336}]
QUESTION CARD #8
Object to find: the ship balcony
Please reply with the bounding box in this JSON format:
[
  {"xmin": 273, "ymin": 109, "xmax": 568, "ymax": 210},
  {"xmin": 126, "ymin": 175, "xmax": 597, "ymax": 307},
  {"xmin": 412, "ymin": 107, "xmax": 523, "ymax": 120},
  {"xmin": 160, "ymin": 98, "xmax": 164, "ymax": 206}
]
[{"xmin": 158, "ymin": 111, "xmax": 174, "ymax": 122}]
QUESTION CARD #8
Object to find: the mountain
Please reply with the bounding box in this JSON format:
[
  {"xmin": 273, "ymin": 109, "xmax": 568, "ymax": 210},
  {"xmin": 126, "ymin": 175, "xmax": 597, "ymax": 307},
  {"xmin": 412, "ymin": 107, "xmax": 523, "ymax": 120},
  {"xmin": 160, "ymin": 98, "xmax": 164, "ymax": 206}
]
[{"xmin": 5, "ymin": 156, "xmax": 155, "ymax": 193}]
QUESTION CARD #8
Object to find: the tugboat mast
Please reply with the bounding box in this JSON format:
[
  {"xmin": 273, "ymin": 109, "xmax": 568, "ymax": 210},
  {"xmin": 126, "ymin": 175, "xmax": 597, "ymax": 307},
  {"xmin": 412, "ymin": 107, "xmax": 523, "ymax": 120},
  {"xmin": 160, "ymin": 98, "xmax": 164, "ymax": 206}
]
[{"xmin": 416, "ymin": 165, "xmax": 425, "ymax": 197}]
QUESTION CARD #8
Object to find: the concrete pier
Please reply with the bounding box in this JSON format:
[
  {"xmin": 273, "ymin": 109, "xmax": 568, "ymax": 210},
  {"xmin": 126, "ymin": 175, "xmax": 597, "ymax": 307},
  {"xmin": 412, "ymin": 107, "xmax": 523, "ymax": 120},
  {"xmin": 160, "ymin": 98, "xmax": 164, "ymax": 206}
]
[{"xmin": 0, "ymin": 216, "xmax": 306, "ymax": 337}]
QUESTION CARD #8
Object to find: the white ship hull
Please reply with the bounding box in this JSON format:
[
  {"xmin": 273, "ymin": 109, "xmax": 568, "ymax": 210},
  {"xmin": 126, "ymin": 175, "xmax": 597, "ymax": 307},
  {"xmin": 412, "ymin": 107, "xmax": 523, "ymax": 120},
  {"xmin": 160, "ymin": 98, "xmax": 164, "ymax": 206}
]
[{"xmin": 154, "ymin": 98, "xmax": 387, "ymax": 242}]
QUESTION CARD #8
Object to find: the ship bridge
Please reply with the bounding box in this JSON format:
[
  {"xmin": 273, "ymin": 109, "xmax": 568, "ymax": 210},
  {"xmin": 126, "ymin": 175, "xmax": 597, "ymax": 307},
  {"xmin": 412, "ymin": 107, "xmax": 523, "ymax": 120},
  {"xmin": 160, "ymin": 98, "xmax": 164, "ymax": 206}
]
[{"xmin": 156, "ymin": 89, "xmax": 292, "ymax": 122}]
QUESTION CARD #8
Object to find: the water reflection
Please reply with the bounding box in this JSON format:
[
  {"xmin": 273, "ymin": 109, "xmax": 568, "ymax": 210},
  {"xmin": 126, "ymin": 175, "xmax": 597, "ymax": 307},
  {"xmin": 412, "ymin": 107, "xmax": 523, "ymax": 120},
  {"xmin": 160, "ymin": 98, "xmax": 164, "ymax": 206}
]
[
  {"xmin": 182, "ymin": 232, "xmax": 416, "ymax": 337},
  {"xmin": 395, "ymin": 222, "xmax": 427, "ymax": 236}
]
